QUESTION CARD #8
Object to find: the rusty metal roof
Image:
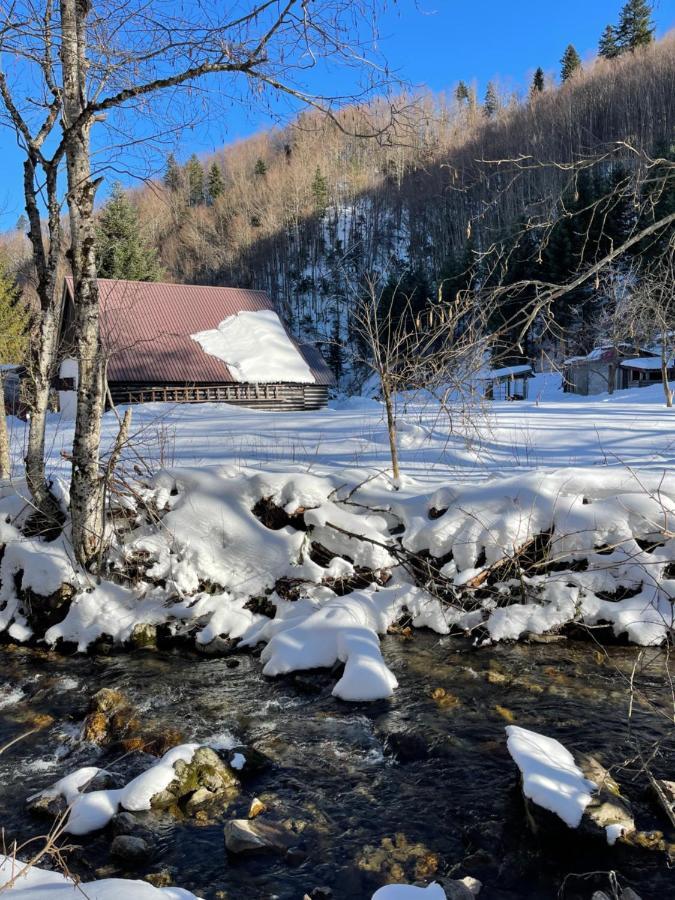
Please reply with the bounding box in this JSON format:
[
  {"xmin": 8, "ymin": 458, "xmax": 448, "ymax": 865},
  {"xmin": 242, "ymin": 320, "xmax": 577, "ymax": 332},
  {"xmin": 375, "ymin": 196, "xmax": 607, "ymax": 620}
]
[{"xmin": 63, "ymin": 278, "xmax": 334, "ymax": 386}]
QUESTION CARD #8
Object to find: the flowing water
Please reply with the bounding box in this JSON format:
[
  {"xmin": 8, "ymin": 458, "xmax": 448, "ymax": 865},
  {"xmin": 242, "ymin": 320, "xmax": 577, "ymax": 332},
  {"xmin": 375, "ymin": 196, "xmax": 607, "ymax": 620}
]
[{"xmin": 0, "ymin": 634, "xmax": 673, "ymax": 899}]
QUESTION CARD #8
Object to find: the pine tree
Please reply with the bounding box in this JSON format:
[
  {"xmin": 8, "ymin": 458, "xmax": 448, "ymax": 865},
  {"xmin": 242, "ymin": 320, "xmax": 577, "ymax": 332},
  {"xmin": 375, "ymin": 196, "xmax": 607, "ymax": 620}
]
[
  {"xmin": 616, "ymin": 0, "xmax": 654, "ymax": 51},
  {"xmin": 164, "ymin": 153, "xmax": 182, "ymax": 192},
  {"xmin": 185, "ymin": 154, "xmax": 204, "ymax": 205},
  {"xmin": 598, "ymin": 24, "xmax": 620, "ymax": 58},
  {"xmin": 0, "ymin": 254, "xmax": 29, "ymax": 476},
  {"xmin": 483, "ymin": 82, "xmax": 499, "ymax": 118},
  {"xmin": 207, "ymin": 162, "xmax": 225, "ymax": 202},
  {"xmin": 96, "ymin": 183, "xmax": 161, "ymax": 281},
  {"xmin": 455, "ymin": 81, "xmax": 470, "ymax": 103},
  {"xmin": 531, "ymin": 68, "xmax": 545, "ymax": 95},
  {"xmin": 254, "ymin": 158, "xmax": 268, "ymax": 177},
  {"xmin": 311, "ymin": 166, "xmax": 329, "ymax": 216},
  {"xmin": 560, "ymin": 45, "xmax": 582, "ymax": 82},
  {"xmin": 15, "ymin": 214, "xmax": 28, "ymax": 233},
  {"xmin": 327, "ymin": 313, "xmax": 344, "ymax": 381}
]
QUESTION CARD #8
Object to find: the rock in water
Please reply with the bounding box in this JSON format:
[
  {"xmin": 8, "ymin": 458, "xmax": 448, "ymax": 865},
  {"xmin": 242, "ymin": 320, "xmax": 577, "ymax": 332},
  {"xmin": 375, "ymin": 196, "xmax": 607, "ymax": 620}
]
[
  {"xmin": 248, "ymin": 797, "xmax": 266, "ymax": 818},
  {"xmin": 151, "ymin": 747, "xmax": 240, "ymax": 812},
  {"xmin": 110, "ymin": 834, "xmax": 152, "ymax": 865},
  {"xmin": 223, "ymin": 819, "xmax": 292, "ymax": 854},
  {"xmin": 577, "ymin": 755, "xmax": 635, "ymax": 844},
  {"xmin": 130, "ymin": 623, "xmax": 158, "ymax": 650}
]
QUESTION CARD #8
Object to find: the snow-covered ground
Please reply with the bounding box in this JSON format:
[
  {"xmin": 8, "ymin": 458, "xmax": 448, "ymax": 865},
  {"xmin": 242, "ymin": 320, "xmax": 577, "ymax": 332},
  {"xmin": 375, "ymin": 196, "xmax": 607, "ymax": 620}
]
[
  {"xmin": 2, "ymin": 375, "xmax": 674, "ymax": 701},
  {"xmin": 7, "ymin": 373, "xmax": 675, "ymax": 485}
]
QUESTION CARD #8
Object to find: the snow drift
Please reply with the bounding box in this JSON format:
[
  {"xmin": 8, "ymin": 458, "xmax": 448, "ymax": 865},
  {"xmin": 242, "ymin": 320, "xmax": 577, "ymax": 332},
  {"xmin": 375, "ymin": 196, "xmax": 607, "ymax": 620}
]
[{"xmin": 1, "ymin": 464, "xmax": 674, "ymax": 701}]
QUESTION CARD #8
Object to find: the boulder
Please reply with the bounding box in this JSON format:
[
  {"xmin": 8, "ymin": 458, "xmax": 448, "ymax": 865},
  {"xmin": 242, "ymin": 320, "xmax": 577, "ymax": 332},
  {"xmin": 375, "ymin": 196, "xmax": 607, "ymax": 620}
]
[
  {"xmin": 223, "ymin": 819, "xmax": 292, "ymax": 854},
  {"xmin": 151, "ymin": 747, "xmax": 239, "ymax": 812}
]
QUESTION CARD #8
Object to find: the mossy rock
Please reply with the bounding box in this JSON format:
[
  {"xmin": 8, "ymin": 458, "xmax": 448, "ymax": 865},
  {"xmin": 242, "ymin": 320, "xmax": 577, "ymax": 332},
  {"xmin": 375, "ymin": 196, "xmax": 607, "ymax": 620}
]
[{"xmin": 150, "ymin": 747, "xmax": 240, "ymax": 812}]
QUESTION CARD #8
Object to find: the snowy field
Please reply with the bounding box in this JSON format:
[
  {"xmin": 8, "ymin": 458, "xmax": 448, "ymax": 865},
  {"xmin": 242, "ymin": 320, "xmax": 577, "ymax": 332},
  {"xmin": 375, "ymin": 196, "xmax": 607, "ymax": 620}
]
[{"xmin": 8, "ymin": 373, "xmax": 675, "ymax": 485}]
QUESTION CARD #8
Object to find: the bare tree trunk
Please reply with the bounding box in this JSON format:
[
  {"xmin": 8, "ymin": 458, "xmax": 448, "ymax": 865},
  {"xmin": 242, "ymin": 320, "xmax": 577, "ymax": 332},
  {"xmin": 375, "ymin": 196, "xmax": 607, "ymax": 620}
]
[
  {"xmin": 661, "ymin": 351, "xmax": 673, "ymax": 408},
  {"xmin": 60, "ymin": 0, "xmax": 106, "ymax": 566},
  {"xmin": 22, "ymin": 159, "xmax": 65, "ymax": 535},
  {"xmin": 382, "ymin": 377, "xmax": 400, "ymax": 486}
]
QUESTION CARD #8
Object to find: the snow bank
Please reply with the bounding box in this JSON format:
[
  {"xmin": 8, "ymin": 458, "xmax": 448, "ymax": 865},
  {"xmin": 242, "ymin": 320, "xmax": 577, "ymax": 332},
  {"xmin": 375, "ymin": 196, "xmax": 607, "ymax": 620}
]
[
  {"xmin": 505, "ymin": 726, "xmax": 596, "ymax": 828},
  {"xmin": 3, "ymin": 461, "xmax": 675, "ymax": 701},
  {"xmin": 191, "ymin": 309, "xmax": 315, "ymax": 383},
  {"xmin": 0, "ymin": 855, "xmax": 199, "ymax": 898}
]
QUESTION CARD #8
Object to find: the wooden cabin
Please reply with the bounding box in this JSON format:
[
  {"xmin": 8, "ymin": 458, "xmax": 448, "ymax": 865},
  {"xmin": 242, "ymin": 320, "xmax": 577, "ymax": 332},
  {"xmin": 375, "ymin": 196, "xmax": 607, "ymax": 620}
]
[
  {"xmin": 563, "ymin": 344, "xmax": 672, "ymax": 395},
  {"xmin": 57, "ymin": 278, "xmax": 334, "ymax": 412}
]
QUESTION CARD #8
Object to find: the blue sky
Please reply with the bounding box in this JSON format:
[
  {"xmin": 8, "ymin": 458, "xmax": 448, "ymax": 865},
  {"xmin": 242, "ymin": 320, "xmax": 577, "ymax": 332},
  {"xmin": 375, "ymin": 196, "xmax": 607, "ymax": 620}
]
[{"xmin": 0, "ymin": 0, "xmax": 673, "ymax": 231}]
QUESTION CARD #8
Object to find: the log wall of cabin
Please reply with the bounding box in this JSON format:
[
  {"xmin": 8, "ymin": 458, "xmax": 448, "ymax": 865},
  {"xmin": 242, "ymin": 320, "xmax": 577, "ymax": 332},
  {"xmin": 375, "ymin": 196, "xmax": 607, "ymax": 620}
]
[{"xmin": 107, "ymin": 381, "xmax": 329, "ymax": 411}]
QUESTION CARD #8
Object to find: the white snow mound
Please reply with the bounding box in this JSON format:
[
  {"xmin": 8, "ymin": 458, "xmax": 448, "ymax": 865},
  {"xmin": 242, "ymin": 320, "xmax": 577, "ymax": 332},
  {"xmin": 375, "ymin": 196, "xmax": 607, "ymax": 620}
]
[
  {"xmin": 505, "ymin": 725, "xmax": 596, "ymax": 828},
  {"xmin": 191, "ymin": 309, "xmax": 315, "ymax": 383}
]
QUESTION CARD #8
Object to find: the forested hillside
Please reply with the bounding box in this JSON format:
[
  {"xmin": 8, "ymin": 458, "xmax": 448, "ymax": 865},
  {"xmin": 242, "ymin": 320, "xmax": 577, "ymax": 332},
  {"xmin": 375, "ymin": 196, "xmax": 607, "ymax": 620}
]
[{"xmin": 42, "ymin": 32, "xmax": 675, "ymax": 382}]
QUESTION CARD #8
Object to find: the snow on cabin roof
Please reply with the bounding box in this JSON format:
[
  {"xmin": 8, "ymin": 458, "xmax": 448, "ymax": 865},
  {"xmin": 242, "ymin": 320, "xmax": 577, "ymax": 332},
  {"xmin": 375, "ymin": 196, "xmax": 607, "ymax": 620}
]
[
  {"xmin": 478, "ymin": 364, "xmax": 534, "ymax": 381},
  {"xmin": 191, "ymin": 310, "xmax": 315, "ymax": 384},
  {"xmin": 62, "ymin": 278, "xmax": 334, "ymax": 386},
  {"xmin": 620, "ymin": 356, "xmax": 675, "ymax": 370}
]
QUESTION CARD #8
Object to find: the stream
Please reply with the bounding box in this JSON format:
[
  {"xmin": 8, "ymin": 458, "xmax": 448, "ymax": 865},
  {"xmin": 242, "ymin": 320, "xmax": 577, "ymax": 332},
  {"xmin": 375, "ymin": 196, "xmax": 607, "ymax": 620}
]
[{"xmin": 0, "ymin": 634, "xmax": 673, "ymax": 899}]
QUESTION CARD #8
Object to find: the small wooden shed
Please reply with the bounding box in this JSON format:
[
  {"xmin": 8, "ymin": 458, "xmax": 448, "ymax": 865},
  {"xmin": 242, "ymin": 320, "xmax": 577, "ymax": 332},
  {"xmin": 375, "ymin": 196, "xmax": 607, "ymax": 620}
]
[
  {"xmin": 58, "ymin": 278, "xmax": 334, "ymax": 411},
  {"xmin": 478, "ymin": 364, "xmax": 534, "ymax": 401}
]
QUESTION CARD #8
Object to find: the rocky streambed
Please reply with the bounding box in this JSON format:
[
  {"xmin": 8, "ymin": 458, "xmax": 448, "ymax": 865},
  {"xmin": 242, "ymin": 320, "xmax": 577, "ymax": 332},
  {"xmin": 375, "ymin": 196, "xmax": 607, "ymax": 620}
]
[{"xmin": 0, "ymin": 633, "xmax": 673, "ymax": 899}]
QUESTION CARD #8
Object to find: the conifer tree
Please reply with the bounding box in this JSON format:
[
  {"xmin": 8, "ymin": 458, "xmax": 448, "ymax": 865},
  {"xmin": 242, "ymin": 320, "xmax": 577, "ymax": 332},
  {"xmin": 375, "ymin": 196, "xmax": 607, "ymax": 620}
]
[
  {"xmin": 531, "ymin": 67, "xmax": 545, "ymax": 95},
  {"xmin": 327, "ymin": 313, "xmax": 344, "ymax": 381},
  {"xmin": 560, "ymin": 45, "xmax": 582, "ymax": 82},
  {"xmin": 185, "ymin": 154, "xmax": 204, "ymax": 205},
  {"xmin": 483, "ymin": 82, "xmax": 499, "ymax": 118},
  {"xmin": 616, "ymin": 0, "xmax": 654, "ymax": 51},
  {"xmin": 0, "ymin": 254, "xmax": 29, "ymax": 477},
  {"xmin": 164, "ymin": 153, "xmax": 182, "ymax": 192},
  {"xmin": 96, "ymin": 183, "xmax": 161, "ymax": 281},
  {"xmin": 311, "ymin": 166, "xmax": 329, "ymax": 216},
  {"xmin": 207, "ymin": 162, "xmax": 225, "ymax": 202},
  {"xmin": 455, "ymin": 81, "xmax": 470, "ymax": 103},
  {"xmin": 598, "ymin": 24, "xmax": 620, "ymax": 58},
  {"xmin": 254, "ymin": 158, "xmax": 268, "ymax": 177}
]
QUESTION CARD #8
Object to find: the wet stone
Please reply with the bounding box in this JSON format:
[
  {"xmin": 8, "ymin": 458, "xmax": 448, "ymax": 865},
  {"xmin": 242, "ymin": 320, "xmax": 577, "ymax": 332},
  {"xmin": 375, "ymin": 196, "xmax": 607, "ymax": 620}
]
[
  {"xmin": 384, "ymin": 730, "xmax": 431, "ymax": 763},
  {"xmin": 110, "ymin": 834, "xmax": 152, "ymax": 865},
  {"xmin": 224, "ymin": 818, "xmax": 293, "ymax": 854}
]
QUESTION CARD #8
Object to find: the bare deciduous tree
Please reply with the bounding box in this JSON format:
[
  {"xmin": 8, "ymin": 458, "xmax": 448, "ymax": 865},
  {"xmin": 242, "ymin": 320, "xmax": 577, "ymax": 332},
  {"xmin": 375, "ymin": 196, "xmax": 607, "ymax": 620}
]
[
  {"xmin": 352, "ymin": 272, "xmax": 489, "ymax": 485},
  {"xmin": 0, "ymin": 0, "xmax": 397, "ymax": 566}
]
